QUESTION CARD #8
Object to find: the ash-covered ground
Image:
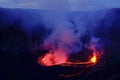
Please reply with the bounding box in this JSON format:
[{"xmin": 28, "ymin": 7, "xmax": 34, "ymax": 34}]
[{"xmin": 0, "ymin": 8, "xmax": 120, "ymax": 80}]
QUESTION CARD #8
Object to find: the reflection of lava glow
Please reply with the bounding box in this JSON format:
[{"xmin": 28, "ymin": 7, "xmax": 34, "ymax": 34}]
[{"xmin": 37, "ymin": 50, "xmax": 68, "ymax": 66}]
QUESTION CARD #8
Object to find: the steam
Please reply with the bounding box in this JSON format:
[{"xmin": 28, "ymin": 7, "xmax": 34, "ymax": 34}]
[
  {"xmin": 41, "ymin": 12, "xmax": 81, "ymax": 55},
  {"xmin": 40, "ymin": 11, "xmax": 105, "ymax": 57}
]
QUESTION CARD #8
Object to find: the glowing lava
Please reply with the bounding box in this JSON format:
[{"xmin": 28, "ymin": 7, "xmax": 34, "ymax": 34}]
[
  {"xmin": 37, "ymin": 50, "xmax": 68, "ymax": 66},
  {"xmin": 90, "ymin": 55, "xmax": 96, "ymax": 63},
  {"xmin": 90, "ymin": 51, "xmax": 97, "ymax": 63}
]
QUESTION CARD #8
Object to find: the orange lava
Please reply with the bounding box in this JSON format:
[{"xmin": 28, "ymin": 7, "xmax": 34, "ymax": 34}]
[
  {"xmin": 90, "ymin": 52, "xmax": 97, "ymax": 63},
  {"xmin": 90, "ymin": 55, "xmax": 96, "ymax": 63}
]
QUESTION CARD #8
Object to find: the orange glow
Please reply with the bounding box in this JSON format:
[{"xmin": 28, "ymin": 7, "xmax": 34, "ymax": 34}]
[
  {"xmin": 37, "ymin": 48, "xmax": 100, "ymax": 67},
  {"xmin": 90, "ymin": 55, "xmax": 96, "ymax": 63},
  {"xmin": 37, "ymin": 50, "xmax": 68, "ymax": 66},
  {"xmin": 90, "ymin": 51, "xmax": 97, "ymax": 63}
]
